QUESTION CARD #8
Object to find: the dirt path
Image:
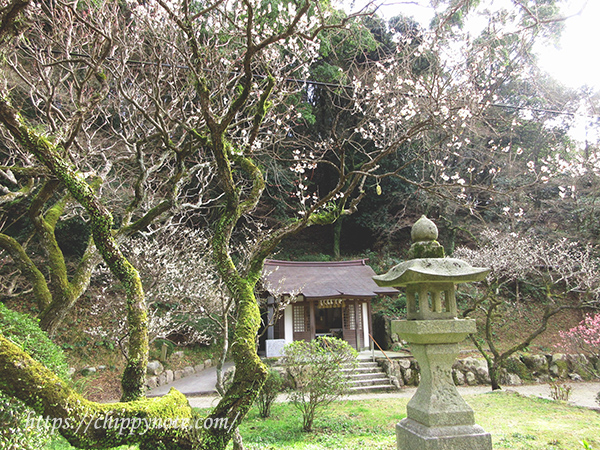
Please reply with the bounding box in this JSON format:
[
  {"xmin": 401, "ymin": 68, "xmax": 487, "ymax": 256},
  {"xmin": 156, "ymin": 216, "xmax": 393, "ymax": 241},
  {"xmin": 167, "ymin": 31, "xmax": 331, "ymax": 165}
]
[{"xmin": 186, "ymin": 381, "xmax": 600, "ymax": 410}]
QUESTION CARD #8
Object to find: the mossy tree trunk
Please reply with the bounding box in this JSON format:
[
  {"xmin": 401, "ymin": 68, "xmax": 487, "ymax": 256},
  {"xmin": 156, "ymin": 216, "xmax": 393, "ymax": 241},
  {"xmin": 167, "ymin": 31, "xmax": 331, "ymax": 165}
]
[
  {"xmin": 0, "ymin": 99, "xmax": 148, "ymax": 401},
  {"xmin": 0, "ymin": 335, "xmax": 198, "ymax": 450},
  {"xmin": 0, "ymin": 175, "xmax": 100, "ymax": 337},
  {"xmin": 26, "ymin": 180, "xmax": 100, "ymax": 336},
  {"xmin": 0, "ymin": 232, "xmax": 53, "ymax": 309},
  {"xmin": 0, "ymin": 174, "xmax": 182, "ymax": 338},
  {"xmin": 0, "ymin": 1, "xmax": 437, "ymax": 448}
]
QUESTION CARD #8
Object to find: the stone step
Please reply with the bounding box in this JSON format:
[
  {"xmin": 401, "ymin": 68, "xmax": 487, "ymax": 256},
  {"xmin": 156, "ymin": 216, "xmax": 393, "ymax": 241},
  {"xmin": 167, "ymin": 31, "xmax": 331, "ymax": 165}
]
[
  {"xmin": 343, "ymin": 368, "xmax": 383, "ymax": 376},
  {"xmin": 349, "ymin": 383, "xmax": 397, "ymax": 393},
  {"xmin": 349, "ymin": 371, "xmax": 389, "ymax": 380},
  {"xmin": 343, "ymin": 364, "xmax": 380, "ymax": 368},
  {"xmin": 359, "ymin": 361, "xmax": 379, "ymax": 366},
  {"xmin": 342, "ymin": 364, "xmax": 382, "ymax": 371},
  {"xmin": 341, "ymin": 360, "xmax": 399, "ymax": 392},
  {"xmin": 350, "ymin": 377, "xmax": 392, "ymax": 387}
]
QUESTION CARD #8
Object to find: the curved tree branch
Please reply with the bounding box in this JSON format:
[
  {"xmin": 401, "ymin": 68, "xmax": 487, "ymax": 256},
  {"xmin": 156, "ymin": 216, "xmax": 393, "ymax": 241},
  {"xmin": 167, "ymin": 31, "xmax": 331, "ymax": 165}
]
[
  {"xmin": 0, "ymin": 334, "xmax": 196, "ymax": 450},
  {"xmin": 0, "ymin": 233, "xmax": 52, "ymax": 310},
  {"xmin": 0, "ymin": 98, "xmax": 148, "ymax": 402}
]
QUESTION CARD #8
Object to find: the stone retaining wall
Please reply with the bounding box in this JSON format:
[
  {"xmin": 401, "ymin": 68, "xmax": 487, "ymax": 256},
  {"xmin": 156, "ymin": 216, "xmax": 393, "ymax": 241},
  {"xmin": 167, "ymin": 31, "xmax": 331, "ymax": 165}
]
[
  {"xmin": 377, "ymin": 353, "xmax": 600, "ymax": 388},
  {"xmin": 144, "ymin": 358, "xmax": 214, "ymax": 389}
]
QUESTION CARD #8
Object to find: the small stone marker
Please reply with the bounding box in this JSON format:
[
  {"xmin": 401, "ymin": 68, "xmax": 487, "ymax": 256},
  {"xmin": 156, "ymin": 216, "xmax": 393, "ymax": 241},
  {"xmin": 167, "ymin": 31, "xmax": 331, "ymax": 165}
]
[{"xmin": 160, "ymin": 342, "xmax": 168, "ymax": 362}]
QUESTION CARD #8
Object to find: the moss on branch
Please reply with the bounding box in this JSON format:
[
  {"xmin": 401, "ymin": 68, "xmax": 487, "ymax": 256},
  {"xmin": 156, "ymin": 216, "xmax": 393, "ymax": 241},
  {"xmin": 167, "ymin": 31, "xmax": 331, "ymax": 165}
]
[
  {"xmin": 29, "ymin": 182, "xmax": 73, "ymax": 319},
  {"xmin": 0, "ymin": 233, "xmax": 52, "ymax": 310},
  {"xmin": 0, "ymin": 98, "xmax": 148, "ymax": 401},
  {"xmin": 0, "ymin": 335, "xmax": 197, "ymax": 449}
]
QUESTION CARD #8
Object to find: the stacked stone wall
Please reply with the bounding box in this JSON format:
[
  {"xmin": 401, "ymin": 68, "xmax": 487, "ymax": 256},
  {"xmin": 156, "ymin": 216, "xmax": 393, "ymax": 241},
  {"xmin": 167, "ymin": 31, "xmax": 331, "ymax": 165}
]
[
  {"xmin": 377, "ymin": 353, "xmax": 599, "ymax": 387},
  {"xmin": 144, "ymin": 358, "xmax": 215, "ymax": 389}
]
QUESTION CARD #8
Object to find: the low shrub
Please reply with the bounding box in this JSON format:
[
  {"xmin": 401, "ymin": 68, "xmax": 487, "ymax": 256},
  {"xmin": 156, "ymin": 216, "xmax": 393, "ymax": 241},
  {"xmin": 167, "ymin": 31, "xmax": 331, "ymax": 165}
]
[
  {"xmin": 256, "ymin": 368, "xmax": 284, "ymax": 418},
  {"xmin": 0, "ymin": 304, "xmax": 69, "ymax": 450},
  {"xmin": 548, "ymin": 381, "xmax": 572, "ymax": 402},
  {"xmin": 0, "ymin": 304, "xmax": 68, "ymax": 377},
  {"xmin": 282, "ymin": 337, "xmax": 358, "ymax": 432}
]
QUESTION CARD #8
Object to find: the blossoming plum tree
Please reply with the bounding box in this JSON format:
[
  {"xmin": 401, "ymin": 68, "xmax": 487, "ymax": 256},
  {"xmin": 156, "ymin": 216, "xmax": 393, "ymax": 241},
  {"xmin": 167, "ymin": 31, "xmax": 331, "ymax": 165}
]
[
  {"xmin": 455, "ymin": 230, "xmax": 600, "ymax": 390},
  {"xmin": 0, "ymin": 0, "xmax": 592, "ymax": 448},
  {"xmin": 0, "ymin": 0, "xmax": 392, "ymax": 448},
  {"xmin": 560, "ymin": 314, "xmax": 600, "ymax": 363}
]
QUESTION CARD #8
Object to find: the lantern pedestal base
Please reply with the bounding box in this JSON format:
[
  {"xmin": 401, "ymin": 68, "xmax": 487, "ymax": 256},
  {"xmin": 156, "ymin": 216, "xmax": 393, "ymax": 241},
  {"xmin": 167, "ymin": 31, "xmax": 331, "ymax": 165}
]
[
  {"xmin": 397, "ymin": 418, "xmax": 492, "ymax": 450},
  {"xmin": 393, "ymin": 319, "xmax": 492, "ymax": 450}
]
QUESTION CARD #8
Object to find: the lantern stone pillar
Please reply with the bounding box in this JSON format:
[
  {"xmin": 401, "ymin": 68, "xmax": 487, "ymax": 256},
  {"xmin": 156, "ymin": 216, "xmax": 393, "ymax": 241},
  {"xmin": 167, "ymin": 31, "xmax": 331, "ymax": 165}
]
[{"xmin": 374, "ymin": 216, "xmax": 492, "ymax": 450}]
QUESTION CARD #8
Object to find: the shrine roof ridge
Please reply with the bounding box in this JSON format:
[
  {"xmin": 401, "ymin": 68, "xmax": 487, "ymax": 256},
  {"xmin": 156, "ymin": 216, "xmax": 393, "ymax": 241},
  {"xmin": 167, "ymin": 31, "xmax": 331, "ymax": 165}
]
[
  {"xmin": 262, "ymin": 258, "xmax": 398, "ymax": 299},
  {"xmin": 264, "ymin": 259, "xmax": 368, "ymax": 267}
]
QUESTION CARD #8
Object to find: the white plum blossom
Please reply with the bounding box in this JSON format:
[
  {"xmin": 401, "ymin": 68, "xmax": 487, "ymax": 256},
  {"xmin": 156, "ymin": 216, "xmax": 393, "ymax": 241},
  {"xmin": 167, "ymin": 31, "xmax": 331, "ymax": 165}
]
[{"xmin": 88, "ymin": 227, "xmax": 232, "ymax": 347}]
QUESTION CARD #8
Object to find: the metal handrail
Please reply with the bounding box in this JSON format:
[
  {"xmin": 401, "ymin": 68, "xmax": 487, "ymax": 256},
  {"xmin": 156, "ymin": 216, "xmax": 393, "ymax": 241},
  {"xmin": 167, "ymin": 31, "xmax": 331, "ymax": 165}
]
[{"xmin": 368, "ymin": 333, "xmax": 393, "ymax": 365}]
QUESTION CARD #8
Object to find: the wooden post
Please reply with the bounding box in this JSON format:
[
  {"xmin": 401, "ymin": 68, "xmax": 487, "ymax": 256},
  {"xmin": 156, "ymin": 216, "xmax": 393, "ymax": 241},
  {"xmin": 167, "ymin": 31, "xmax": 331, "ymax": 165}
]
[{"xmin": 309, "ymin": 300, "xmax": 316, "ymax": 341}]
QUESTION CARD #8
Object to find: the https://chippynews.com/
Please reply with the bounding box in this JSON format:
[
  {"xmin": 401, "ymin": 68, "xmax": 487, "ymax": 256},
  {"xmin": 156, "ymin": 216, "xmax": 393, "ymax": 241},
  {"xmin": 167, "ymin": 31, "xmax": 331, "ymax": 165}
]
[{"xmin": 23, "ymin": 411, "xmax": 241, "ymax": 436}]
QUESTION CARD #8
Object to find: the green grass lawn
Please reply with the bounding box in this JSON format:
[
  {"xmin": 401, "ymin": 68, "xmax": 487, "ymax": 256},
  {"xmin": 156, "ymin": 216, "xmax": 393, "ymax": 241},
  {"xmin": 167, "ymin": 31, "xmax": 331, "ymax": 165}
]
[
  {"xmin": 473, "ymin": 392, "xmax": 600, "ymax": 450},
  {"xmin": 47, "ymin": 391, "xmax": 600, "ymax": 450},
  {"xmin": 227, "ymin": 391, "xmax": 600, "ymax": 450}
]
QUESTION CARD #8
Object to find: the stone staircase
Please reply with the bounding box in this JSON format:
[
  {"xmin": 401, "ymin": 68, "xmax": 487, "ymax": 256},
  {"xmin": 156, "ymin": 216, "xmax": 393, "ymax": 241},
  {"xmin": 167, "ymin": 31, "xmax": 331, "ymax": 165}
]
[{"xmin": 343, "ymin": 360, "xmax": 398, "ymax": 393}]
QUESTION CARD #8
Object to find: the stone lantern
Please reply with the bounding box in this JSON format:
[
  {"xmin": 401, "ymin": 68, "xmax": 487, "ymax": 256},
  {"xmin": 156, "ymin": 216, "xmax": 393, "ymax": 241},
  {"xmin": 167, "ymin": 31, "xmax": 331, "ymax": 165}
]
[{"xmin": 373, "ymin": 216, "xmax": 492, "ymax": 450}]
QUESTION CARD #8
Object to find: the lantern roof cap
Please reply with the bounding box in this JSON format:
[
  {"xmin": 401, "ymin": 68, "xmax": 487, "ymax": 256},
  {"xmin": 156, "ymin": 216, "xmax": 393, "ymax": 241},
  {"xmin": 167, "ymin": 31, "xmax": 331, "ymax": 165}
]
[{"xmin": 373, "ymin": 258, "xmax": 489, "ymax": 287}]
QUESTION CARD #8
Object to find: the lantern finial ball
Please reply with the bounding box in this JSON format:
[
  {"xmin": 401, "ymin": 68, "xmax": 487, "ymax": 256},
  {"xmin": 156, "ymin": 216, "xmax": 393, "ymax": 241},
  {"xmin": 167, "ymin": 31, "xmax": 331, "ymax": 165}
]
[{"xmin": 411, "ymin": 215, "xmax": 438, "ymax": 242}]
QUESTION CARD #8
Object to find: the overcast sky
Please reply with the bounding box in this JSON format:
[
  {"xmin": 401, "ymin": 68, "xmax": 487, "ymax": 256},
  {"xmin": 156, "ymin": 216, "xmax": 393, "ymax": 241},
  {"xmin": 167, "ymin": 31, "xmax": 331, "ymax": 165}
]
[
  {"xmin": 343, "ymin": 0, "xmax": 599, "ymax": 91},
  {"xmin": 535, "ymin": 0, "xmax": 599, "ymax": 91}
]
